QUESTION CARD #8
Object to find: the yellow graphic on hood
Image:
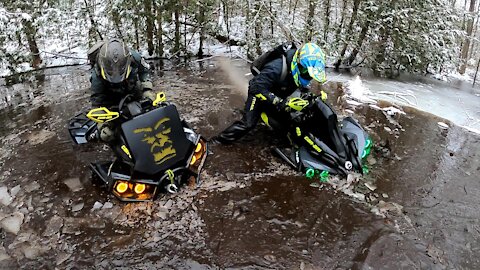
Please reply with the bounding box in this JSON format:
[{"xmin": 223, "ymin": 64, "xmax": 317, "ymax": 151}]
[{"xmin": 134, "ymin": 117, "xmax": 177, "ymax": 165}]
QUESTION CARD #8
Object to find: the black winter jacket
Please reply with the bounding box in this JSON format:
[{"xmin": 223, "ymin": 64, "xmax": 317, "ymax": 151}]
[
  {"xmin": 90, "ymin": 50, "xmax": 152, "ymax": 107},
  {"xmin": 248, "ymin": 48, "xmax": 298, "ymax": 105}
]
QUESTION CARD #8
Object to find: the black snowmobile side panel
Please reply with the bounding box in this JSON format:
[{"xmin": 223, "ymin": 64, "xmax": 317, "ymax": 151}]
[
  {"xmin": 340, "ymin": 117, "xmax": 367, "ymax": 160},
  {"xmin": 121, "ymin": 104, "xmax": 194, "ymax": 176},
  {"xmin": 298, "ymin": 147, "xmax": 342, "ymax": 175}
]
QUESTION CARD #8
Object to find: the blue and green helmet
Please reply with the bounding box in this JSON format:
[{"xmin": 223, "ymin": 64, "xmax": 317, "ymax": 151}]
[{"xmin": 291, "ymin": 43, "xmax": 327, "ymax": 87}]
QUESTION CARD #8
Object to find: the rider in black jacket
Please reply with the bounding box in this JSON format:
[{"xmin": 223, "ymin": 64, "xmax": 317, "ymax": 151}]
[
  {"xmin": 212, "ymin": 42, "xmax": 327, "ymax": 144},
  {"xmin": 89, "ymin": 38, "xmax": 155, "ymax": 142}
]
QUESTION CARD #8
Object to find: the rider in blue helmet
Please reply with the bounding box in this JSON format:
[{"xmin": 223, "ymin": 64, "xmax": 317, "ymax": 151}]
[{"xmin": 211, "ymin": 42, "xmax": 327, "ymax": 144}]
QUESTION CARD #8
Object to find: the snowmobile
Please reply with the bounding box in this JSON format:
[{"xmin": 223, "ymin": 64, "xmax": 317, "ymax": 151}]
[
  {"xmin": 68, "ymin": 92, "xmax": 208, "ymax": 202},
  {"xmin": 261, "ymin": 89, "xmax": 372, "ymax": 179}
]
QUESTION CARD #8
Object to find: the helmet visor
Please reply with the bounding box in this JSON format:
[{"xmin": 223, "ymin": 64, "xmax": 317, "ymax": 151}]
[
  {"xmin": 100, "ymin": 56, "xmax": 131, "ymax": 84},
  {"xmin": 298, "ymin": 63, "xmax": 312, "ymax": 81}
]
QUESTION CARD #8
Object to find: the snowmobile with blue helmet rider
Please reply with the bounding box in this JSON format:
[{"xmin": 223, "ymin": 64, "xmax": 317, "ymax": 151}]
[{"xmin": 211, "ymin": 42, "xmax": 328, "ymax": 144}]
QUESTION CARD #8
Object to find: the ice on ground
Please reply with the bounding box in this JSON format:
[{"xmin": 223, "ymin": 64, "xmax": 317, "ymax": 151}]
[
  {"xmin": 25, "ymin": 181, "xmax": 41, "ymax": 192},
  {"xmin": 27, "ymin": 130, "xmax": 55, "ymax": 146},
  {"xmin": 0, "ymin": 246, "xmax": 11, "ymax": 262},
  {"xmin": 43, "ymin": 216, "xmax": 64, "ymax": 237},
  {"xmin": 0, "ymin": 212, "xmax": 24, "ymax": 235},
  {"xmin": 102, "ymin": 202, "xmax": 113, "ymax": 209},
  {"xmin": 22, "ymin": 243, "xmax": 48, "ymax": 259},
  {"xmin": 92, "ymin": 201, "xmax": 103, "ymax": 210},
  {"xmin": 0, "ymin": 187, "xmax": 13, "ymax": 206},
  {"xmin": 10, "ymin": 185, "xmax": 21, "ymax": 197},
  {"xmin": 63, "ymin": 178, "xmax": 83, "ymax": 192},
  {"xmin": 71, "ymin": 202, "xmax": 84, "ymax": 212},
  {"xmin": 383, "ymin": 106, "xmax": 406, "ymax": 116},
  {"xmin": 438, "ymin": 122, "xmax": 449, "ymax": 129}
]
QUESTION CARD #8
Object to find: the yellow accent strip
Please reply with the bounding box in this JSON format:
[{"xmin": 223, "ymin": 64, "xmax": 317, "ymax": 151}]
[
  {"xmin": 86, "ymin": 107, "xmax": 120, "ymax": 123},
  {"xmin": 255, "ymin": 94, "xmax": 267, "ymax": 101},
  {"xmin": 166, "ymin": 169, "xmax": 175, "ymax": 184},
  {"xmin": 261, "ymin": 112, "xmax": 270, "ymax": 126},
  {"xmin": 121, "ymin": 145, "xmax": 132, "ymax": 158},
  {"xmin": 304, "ymin": 136, "xmax": 322, "ymax": 153},
  {"xmin": 321, "ymin": 91, "xmax": 328, "ymax": 101},
  {"xmin": 296, "ymin": 127, "xmax": 301, "ymax": 136},
  {"xmin": 153, "ymin": 92, "xmax": 166, "ymax": 106},
  {"xmin": 125, "ymin": 65, "xmax": 131, "ymax": 79},
  {"xmin": 249, "ymin": 97, "xmax": 256, "ymax": 111},
  {"xmin": 100, "ymin": 67, "xmax": 107, "ymax": 80}
]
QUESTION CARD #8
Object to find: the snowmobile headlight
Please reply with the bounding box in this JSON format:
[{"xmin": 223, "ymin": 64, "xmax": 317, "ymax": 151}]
[
  {"xmin": 134, "ymin": 183, "xmax": 146, "ymax": 194},
  {"xmin": 116, "ymin": 181, "xmax": 129, "ymax": 194},
  {"xmin": 190, "ymin": 155, "xmax": 197, "ymax": 165},
  {"xmin": 112, "ymin": 180, "xmax": 157, "ymax": 201},
  {"xmin": 195, "ymin": 143, "xmax": 202, "ymax": 153}
]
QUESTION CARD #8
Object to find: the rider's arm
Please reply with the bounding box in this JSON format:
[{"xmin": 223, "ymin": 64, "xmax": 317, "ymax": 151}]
[
  {"xmin": 90, "ymin": 68, "xmax": 110, "ymax": 107},
  {"xmin": 131, "ymin": 51, "xmax": 153, "ymax": 91},
  {"xmin": 248, "ymin": 60, "xmax": 283, "ymax": 105}
]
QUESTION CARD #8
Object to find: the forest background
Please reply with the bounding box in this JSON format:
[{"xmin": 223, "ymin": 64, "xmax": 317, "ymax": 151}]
[{"xmin": 1, "ymin": 0, "xmax": 479, "ymax": 81}]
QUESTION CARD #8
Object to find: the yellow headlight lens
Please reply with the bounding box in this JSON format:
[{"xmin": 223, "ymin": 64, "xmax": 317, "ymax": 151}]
[
  {"xmin": 116, "ymin": 182, "xmax": 128, "ymax": 193},
  {"xmin": 134, "ymin": 183, "xmax": 146, "ymax": 194},
  {"xmin": 195, "ymin": 143, "xmax": 202, "ymax": 153}
]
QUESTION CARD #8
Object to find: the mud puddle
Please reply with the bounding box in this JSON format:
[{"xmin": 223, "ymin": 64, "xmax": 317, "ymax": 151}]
[{"xmin": 0, "ymin": 61, "xmax": 478, "ymax": 269}]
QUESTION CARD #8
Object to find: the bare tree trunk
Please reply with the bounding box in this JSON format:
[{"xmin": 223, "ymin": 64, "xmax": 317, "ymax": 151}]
[
  {"xmin": 305, "ymin": 0, "xmax": 316, "ymax": 41},
  {"xmin": 346, "ymin": 19, "xmax": 371, "ymax": 65},
  {"xmin": 184, "ymin": 0, "xmax": 188, "ymax": 57},
  {"xmin": 459, "ymin": 0, "xmax": 477, "ymax": 74},
  {"xmin": 473, "ymin": 57, "xmax": 480, "ymax": 85},
  {"xmin": 254, "ymin": 0, "xmax": 262, "ymax": 56},
  {"xmin": 269, "ymin": 0, "xmax": 274, "ymax": 37},
  {"xmin": 223, "ymin": 0, "xmax": 232, "ymax": 51},
  {"xmin": 335, "ymin": 0, "xmax": 348, "ymax": 43},
  {"xmin": 334, "ymin": 0, "xmax": 361, "ymax": 69},
  {"xmin": 22, "ymin": 19, "xmax": 42, "ymax": 68},
  {"xmin": 145, "ymin": 0, "xmax": 155, "ymax": 56},
  {"xmin": 83, "ymin": 0, "xmax": 103, "ymax": 42},
  {"xmin": 468, "ymin": 8, "xmax": 480, "ymax": 59},
  {"xmin": 174, "ymin": 7, "xmax": 181, "ymax": 54},
  {"xmin": 197, "ymin": 0, "xmax": 206, "ymax": 57},
  {"xmin": 156, "ymin": 0, "xmax": 164, "ymax": 57},
  {"xmin": 290, "ymin": 0, "xmax": 299, "ymax": 28},
  {"xmin": 324, "ymin": 0, "xmax": 331, "ymax": 43},
  {"xmin": 134, "ymin": 18, "xmax": 140, "ymax": 50}
]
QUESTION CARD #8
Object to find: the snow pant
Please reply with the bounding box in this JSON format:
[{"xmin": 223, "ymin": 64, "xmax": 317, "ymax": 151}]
[{"xmin": 214, "ymin": 94, "xmax": 282, "ymax": 144}]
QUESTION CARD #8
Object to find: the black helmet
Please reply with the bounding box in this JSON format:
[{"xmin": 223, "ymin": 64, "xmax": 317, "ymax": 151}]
[{"xmin": 97, "ymin": 39, "xmax": 132, "ymax": 83}]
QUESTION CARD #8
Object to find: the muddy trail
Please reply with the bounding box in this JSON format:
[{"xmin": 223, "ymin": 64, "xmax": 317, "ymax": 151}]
[{"xmin": 0, "ymin": 62, "xmax": 479, "ymax": 269}]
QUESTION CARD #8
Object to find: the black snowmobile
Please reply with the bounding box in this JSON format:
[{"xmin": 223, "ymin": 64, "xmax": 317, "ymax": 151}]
[
  {"xmin": 261, "ymin": 89, "xmax": 372, "ymax": 179},
  {"xmin": 68, "ymin": 92, "xmax": 208, "ymax": 202}
]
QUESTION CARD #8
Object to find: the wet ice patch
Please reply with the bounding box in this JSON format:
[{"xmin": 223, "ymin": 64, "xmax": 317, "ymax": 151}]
[
  {"xmin": 0, "ymin": 212, "xmax": 24, "ymax": 235},
  {"xmin": 43, "ymin": 215, "xmax": 64, "ymax": 237},
  {"xmin": 438, "ymin": 122, "xmax": 449, "ymax": 130},
  {"xmin": 0, "ymin": 186, "xmax": 13, "ymax": 206},
  {"xmin": 63, "ymin": 178, "xmax": 83, "ymax": 192},
  {"xmin": 383, "ymin": 106, "xmax": 406, "ymax": 116},
  {"xmin": 26, "ymin": 129, "xmax": 55, "ymax": 145},
  {"xmin": 25, "ymin": 181, "xmax": 40, "ymax": 192}
]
